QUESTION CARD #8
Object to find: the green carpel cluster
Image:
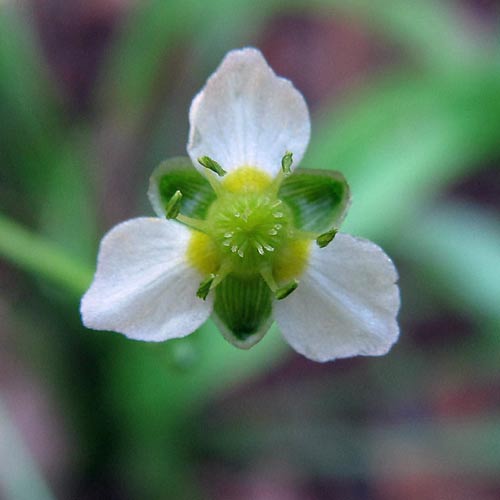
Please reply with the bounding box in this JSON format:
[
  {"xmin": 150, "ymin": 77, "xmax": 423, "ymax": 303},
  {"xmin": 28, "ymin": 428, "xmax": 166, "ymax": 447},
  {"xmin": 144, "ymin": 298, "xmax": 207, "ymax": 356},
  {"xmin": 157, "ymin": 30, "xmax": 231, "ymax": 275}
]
[{"xmin": 206, "ymin": 191, "xmax": 293, "ymax": 275}]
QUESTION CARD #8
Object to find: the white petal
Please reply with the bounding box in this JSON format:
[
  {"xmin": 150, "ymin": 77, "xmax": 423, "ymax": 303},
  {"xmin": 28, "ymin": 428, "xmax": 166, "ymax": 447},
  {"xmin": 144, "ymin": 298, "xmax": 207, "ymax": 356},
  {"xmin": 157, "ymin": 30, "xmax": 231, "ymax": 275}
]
[
  {"xmin": 188, "ymin": 47, "xmax": 310, "ymax": 177},
  {"xmin": 274, "ymin": 234, "xmax": 400, "ymax": 362},
  {"xmin": 80, "ymin": 218, "xmax": 212, "ymax": 341}
]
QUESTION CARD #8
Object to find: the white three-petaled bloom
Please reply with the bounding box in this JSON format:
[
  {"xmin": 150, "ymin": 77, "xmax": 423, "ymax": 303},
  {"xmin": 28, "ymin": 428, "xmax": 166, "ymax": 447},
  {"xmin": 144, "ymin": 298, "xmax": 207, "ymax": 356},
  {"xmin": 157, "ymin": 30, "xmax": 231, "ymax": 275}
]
[{"xmin": 81, "ymin": 48, "xmax": 400, "ymax": 362}]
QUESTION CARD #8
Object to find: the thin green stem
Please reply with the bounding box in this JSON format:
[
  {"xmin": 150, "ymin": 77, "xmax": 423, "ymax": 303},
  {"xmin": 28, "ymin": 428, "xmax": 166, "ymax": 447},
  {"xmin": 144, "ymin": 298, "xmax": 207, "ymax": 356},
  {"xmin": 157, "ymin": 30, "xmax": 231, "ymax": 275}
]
[
  {"xmin": 0, "ymin": 212, "xmax": 93, "ymax": 297},
  {"xmin": 203, "ymin": 171, "xmax": 224, "ymax": 197},
  {"xmin": 260, "ymin": 266, "xmax": 278, "ymax": 292},
  {"xmin": 176, "ymin": 214, "xmax": 208, "ymax": 233},
  {"xmin": 210, "ymin": 261, "xmax": 233, "ymax": 290}
]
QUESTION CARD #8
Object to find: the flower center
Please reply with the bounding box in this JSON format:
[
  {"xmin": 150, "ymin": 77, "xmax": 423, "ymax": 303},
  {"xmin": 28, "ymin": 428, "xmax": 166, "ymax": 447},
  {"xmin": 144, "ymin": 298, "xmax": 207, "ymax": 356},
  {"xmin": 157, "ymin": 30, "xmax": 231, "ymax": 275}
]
[
  {"xmin": 206, "ymin": 192, "xmax": 292, "ymax": 275},
  {"xmin": 183, "ymin": 164, "xmax": 314, "ymax": 300}
]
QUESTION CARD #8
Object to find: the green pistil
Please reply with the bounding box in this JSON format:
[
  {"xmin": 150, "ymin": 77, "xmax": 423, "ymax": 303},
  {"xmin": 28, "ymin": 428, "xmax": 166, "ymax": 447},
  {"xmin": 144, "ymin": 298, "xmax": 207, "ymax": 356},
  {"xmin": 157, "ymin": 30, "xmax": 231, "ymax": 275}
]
[
  {"xmin": 206, "ymin": 192, "xmax": 293, "ymax": 275},
  {"xmin": 170, "ymin": 159, "xmax": 313, "ymax": 300}
]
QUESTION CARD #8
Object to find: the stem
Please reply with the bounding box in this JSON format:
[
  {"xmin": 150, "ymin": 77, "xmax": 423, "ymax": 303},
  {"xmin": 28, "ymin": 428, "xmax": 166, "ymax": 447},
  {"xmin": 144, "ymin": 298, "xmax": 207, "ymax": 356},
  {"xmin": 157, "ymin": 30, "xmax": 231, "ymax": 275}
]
[
  {"xmin": 260, "ymin": 266, "xmax": 278, "ymax": 292},
  {"xmin": 0, "ymin": 212, "xmax": 93, "ymax": 297},
  {"xmin": 176, "ymin": 214, "xmax": 208, "ymax": 233},
  {"xmin": 203, "ymin": 170, "xmax": 224, "ymax": 197}
]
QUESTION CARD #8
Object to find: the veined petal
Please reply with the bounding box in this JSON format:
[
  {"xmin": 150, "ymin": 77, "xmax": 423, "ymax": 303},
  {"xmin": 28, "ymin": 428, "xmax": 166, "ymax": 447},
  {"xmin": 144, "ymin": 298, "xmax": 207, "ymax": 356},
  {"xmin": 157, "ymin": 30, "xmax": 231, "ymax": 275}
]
[
  {"xmin": 274, "ymin": 234, "xmax": 400, "ymax": 362},
  {"xmin": 213, "ymin": 273, "xmax": 273, "ymax": 349},
  {"xmin": 188, "ymin": 48, "xmax": 310, "ymax": 177},
  {"xmin": 279, "ymin": 168, "xmax": 351, "ymax": 233},
  {"xmin": 148, "ymin": 156, "xmax": 216, "ymax": 219},
  {"xmin": 81, "ymin": 218, "xmax": 212, "ymax": 341}
]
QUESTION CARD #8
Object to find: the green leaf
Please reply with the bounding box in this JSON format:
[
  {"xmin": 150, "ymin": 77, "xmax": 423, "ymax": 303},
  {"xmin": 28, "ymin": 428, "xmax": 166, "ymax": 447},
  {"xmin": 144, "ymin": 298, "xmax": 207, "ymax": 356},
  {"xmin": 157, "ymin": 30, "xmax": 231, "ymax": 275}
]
[
  {"xmin": 148, "ymin": 157, "xmax": 216, "ymax": 219},
  {"xmin": 279, "ymin": 168, "xmax": 350, "ymax": 233},
  {"xmin": 213, "ymin": 274, "xmax": 273, "ymax": 349},
  {"xmin": 0, "ymin": 9, "xmax": 96, "ymax": 263},
  {"xmin": 99, "ymin": 0, "xmax": 272, "ymax": 120},
  {"xmin": 0, "ymin": 212, "xmax": 92, "ymax": 297},
  {"xmin": 307, "ymin": 69, "xmax": 500, "ymax": 240},
  {"xmin": 97, "ymin": 0, "xmax": 197, "ymax": 118},
  {"xmin": 396, "ymin": 202, "xmax": 500, "ymax": 321},
  {"xmin": 0, "ymin": 7, "xmax": 66, "ymax": 193}
]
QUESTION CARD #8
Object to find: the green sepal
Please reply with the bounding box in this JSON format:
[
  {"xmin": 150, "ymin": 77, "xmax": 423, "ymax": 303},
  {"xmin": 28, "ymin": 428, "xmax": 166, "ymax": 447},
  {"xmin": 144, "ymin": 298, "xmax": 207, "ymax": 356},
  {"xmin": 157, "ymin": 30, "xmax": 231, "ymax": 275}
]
[
  {"xmin": 278, "ymin": 168, "xmax": 351, "ymax": 233},
  {"xmin": 213, "ymin": 274, "xmax": 273, "ymax": 349},
  {"xmin": 148, "ymin": 157, "xmax": 216, "ymax": 219}
]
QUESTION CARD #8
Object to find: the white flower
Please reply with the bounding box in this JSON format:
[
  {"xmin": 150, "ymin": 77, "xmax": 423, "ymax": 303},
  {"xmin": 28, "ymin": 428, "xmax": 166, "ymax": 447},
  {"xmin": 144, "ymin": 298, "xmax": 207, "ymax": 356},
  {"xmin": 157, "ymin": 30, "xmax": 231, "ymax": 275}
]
[{"xmin": 80, "ymin": 48, "xmax": 400, "ymax": 362}]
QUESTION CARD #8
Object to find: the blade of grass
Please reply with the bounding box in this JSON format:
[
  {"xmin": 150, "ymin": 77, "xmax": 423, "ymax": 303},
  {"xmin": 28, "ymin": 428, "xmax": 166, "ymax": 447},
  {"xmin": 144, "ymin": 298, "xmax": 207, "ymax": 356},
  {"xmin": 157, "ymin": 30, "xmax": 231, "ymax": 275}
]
[
  {"xmin": 0, "ymin": 6, "xmax": 96, "ymax": 259},
  {"xmin": 0, "ymin": 5, "xmax": 63, "ymax": 189},
  {"xmin": 396, "ymin": 202, "xmax": 500, "ymax": 321},
  {"xmin": 307, "ymin": 68, "xmax": 500, "ymax": 240},
  {"xmin": 0, "ymin": 213, "xmax": 92, "ymax": 297}
]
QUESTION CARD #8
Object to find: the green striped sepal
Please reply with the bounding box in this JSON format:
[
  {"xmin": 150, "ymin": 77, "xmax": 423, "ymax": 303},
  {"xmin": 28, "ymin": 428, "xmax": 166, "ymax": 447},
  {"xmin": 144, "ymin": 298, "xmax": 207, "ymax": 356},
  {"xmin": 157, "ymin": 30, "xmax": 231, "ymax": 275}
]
[
  {"xmin": 213, "ymin": 274, "xmax": 273, "ymax": 349},
  {"xmin": 279, "ymin": 168, "xmax": 350, "ymax": 233},
  {"xmin": 148, "ymin": 157, "xmax": 216, "ymax": 219}
]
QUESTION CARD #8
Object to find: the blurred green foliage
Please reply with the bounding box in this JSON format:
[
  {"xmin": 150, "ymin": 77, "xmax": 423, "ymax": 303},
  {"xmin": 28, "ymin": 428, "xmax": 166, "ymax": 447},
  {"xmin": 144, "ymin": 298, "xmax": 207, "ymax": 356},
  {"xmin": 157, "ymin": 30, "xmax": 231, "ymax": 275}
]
[{"xmin": 0, "ymin": 0, "xmax": 499, "ymax": 499}]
